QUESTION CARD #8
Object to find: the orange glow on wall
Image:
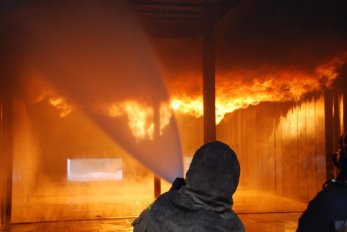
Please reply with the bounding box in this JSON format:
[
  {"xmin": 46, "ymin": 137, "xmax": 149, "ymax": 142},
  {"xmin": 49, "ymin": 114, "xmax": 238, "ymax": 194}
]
[{"xmin": 340, "ymin": 94, "xmax": 344, "ymax": 134}]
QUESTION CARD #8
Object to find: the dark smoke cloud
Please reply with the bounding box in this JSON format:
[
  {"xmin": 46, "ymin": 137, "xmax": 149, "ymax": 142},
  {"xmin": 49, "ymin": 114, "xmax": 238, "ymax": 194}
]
[
  {"xmin": 218, "ymin": 0, "xmax": 347, "ymax": 76},
  {"xmin": 147, "ymin": 0, "xmax": 347, "ymax": 89}
]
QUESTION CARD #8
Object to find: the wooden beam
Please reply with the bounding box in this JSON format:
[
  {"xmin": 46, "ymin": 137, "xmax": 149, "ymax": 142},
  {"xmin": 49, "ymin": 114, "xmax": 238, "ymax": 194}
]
[
  {"xmin": 324, "ymin": 89, "xmax": 334, "ymax": 180},
  {"xmin": 153, "ymin": 100, "xmax": 161, "ymax": 198},
  {"xmin": 202, "ymin": 26, "xmax": 216, "ymax": 143},
  {"xmin": 344, "ymin": 92, "xmax": 347, "ymax": 135},
  {"xmin": 0, "ymin": 94, "xmax": 13, "ymax": 228}
]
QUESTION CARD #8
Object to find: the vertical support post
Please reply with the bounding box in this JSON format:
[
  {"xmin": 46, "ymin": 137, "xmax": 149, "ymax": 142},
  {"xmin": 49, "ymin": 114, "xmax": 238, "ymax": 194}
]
[
  {"xmin": 202, "ymin": 25, "xmax": 216, "ymax": 143},
  {"xmin": 332, "ymin": 92, "xmax": 342, "ymax": 144},
  {"xmin": 153, "ymin": 100, "xmax": 161, "ymax": 198},
  {"xmin": 324, "ymin": 89, "xmax": 334, "ymax": 180},
  {"xmin": 333, "ymin": 94, "xmax": 342, "ymax": 178},
  {"xmin": 0, "ymin": 99, "xmax": 4, "ymax": 228},
  {"xmin": 1, "ymin": 21, "xmax": 15, "ymax": 229},
  {"xmin": 333, "ymin": 94, "xmax": 341, "ymax": 141},
  {"xmin": 343, "ymin": 92, "xmax": 347, "ymax": 135},
  {"xmin": 0, "ymin": 93, "xmax": 13, "ymax": 229}
]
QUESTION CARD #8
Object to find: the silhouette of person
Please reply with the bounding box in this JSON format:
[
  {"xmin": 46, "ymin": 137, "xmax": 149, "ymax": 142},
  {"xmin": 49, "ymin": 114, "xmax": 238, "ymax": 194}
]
[
  {"xmin": 132, "ymin": 141, "xmax": 245, "ymax": 232},
  {"xmin": 297, "ymin": 134, "xmax": 347, "ymax": 232}
]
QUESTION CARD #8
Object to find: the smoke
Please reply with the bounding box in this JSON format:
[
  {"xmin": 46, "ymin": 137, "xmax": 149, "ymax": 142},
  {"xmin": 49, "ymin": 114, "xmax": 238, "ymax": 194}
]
[
  {"xmin": 2, "ymin": 0, "xmax": 183, "ymax": 183},
  {"xmin": 149, "ymin": 0, "xmax": 347, "ymax": 104},
  {"xmin": 2, "ymin": 0, "xmax": 346, "ymax": 177},
  {"xmin": 2, "ymin": 0, "xmax": 346, "ymax": 221},
  {"xmin": 217, "ymin": 0, "xmax": 347, "ymax": 71}
]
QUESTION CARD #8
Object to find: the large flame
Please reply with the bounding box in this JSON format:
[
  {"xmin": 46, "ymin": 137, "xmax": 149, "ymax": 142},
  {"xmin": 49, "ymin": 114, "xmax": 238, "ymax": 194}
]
[
  {"xmin": 170, "ymin": 53, "xmax": 347, "ymax": 124},
  {"xmin": 30, "ymin": 53, "xmax": 346, "ymax": 138},
  {"xmin": 170, "ymin": 97, "xmax": 203, "ymax": 119},
  {"xmin": 169, "ymin": 72, "xmax": 326, "ymax": 124}
]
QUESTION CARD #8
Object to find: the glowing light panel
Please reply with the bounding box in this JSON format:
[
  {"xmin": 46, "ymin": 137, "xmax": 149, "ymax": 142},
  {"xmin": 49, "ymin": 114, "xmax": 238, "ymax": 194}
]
[{"xmin": 67, "ymin": 158, "xmax": 122, "ymax": 182}]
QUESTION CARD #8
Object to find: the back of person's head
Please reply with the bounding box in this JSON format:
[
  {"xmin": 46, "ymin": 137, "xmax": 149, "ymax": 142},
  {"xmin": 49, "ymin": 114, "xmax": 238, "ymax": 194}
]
[{"xmin": 183, "ymin": 141, "xmax": 240, "ymax": 209}]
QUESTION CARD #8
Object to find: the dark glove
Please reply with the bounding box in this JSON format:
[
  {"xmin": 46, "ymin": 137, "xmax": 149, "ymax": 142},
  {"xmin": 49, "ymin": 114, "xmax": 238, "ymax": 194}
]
[{"xmin": 169, "ymin": 177, "xmax": 186, "ymax": 191}]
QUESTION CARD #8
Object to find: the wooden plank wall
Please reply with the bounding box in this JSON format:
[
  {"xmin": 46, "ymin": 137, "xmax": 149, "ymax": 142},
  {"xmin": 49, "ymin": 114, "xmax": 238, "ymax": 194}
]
[{"xmin": 217, "ymin": 96, "xmax": 326, "ymax": 201}]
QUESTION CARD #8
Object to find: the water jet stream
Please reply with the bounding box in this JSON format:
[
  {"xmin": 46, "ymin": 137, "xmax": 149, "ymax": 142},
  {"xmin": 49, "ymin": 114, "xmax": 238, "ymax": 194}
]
[{"xmin": 11, "ymin": 0, "xmax": 184, "ymax": 183}]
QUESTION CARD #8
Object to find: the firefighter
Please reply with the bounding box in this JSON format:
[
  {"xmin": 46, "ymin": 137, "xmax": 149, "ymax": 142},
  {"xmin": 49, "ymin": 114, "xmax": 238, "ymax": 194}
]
[
  {"xmin": 297, "ymin": 134, "xmax": 347, "ymax": 232},
  {"xmin": 132, "ymin": 141, "xmax": 245, "ymax": 232}
]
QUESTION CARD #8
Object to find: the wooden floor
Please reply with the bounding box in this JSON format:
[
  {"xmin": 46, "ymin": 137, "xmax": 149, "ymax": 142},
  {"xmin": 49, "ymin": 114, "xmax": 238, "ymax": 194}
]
[
  {"xmin": 2, "ymin": 213, "xmax": 302, "ymax": 232},
  {"xmin": 3, "ymin": 186, "xmax": 308, "ymax": 231},
  {"xmin": 10, "ymin": 186, "xmax": 307, "ymax": 223}
]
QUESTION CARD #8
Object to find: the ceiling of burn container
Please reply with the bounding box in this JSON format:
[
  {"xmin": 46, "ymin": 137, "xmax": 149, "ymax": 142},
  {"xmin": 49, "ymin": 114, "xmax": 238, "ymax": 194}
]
[{"xmin": 127, "ymin": 0, "xmax": 240, "ymax": 37}]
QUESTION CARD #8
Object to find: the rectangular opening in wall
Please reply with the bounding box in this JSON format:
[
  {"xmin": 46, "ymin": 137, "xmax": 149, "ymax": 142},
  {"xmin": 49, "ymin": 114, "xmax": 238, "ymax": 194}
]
[{"xmin": 67, "ymin": 158, "xmax": 123, "ymax": 182}]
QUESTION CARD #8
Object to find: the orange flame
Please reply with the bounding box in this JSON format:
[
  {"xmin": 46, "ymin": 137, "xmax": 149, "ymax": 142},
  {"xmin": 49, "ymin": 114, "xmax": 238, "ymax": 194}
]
[
  {"xmin": 48, "ymin": 96, "xmax": 72, "ymax": 117},
  {"xmin": 107, "ymin": 101, "xmax": 172, "ymax": 142},
  {"xmin": 28, "ymin": 53, "xmax": 346, "ymax": 139},
  {"xmin": 170, "ymin": 72, "xmax": 323, "ymax": 124},
  {"xmin": 170, "ymin": 53, "xmax": 347, "ymax": 124},
  {"xmin": 170, "ymin": 97, "xmax": 203, "ymax": 118},
  {"xmin": 26, "ymin": 76, "xmax": 73, "ymax": 118},
  {"xmin": 32, "ymin": 89, "xmax": 73, "ymax": 118},
  {"xmin": 316, "ymin": 52, "xmax": 347, "ymax": 83}
]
